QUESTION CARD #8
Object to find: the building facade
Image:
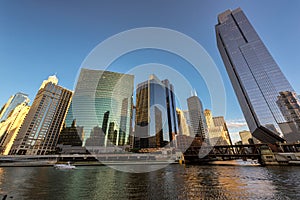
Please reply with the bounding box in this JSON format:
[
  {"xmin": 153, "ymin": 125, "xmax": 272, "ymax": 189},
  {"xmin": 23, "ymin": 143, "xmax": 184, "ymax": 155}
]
[
  {"xmin": 58, "ymin": 120, "xmax": 83, "ymax": 147},
  {"xmin": 66, "ymin": 69, "xmax": 134, "ymax": 149},
  {"xmin": 10, "ymin": 75, "xmax": 72, "ymax": 155},
  {"xmin": 204, "ymin": 109, "xmax": 232, "ymax": 146},
  {"xmin": 216, "ymin": 8, "xmax": 298, "ymax": 143},
  {"xmin": 187, "ymin": 95, "xmax": 207, "ymax": 140},
  {"xmin": 176, "ymin": 108, "xmax": 190, "ymax": 136},
  {"xmin": 212, "ymin": 116, "xmax": 232, "ymax": 146},
  {"xmin": 276, "ymin": 91, "xmax": 300, "ymax": 141},
  {"xmin": 0, "ymin": 102, "xmax": 30, "ymax": 155},
  {"xmin": 135, "ymin": 74, "xmax": 178, "ymax": 148},
  {"xmin": 0, "ymin": 92, "xmax": 29, "ymax": 122},
  {"xmin": 239, "ymin": 130, "xmax": 260, "ymax": 145}
]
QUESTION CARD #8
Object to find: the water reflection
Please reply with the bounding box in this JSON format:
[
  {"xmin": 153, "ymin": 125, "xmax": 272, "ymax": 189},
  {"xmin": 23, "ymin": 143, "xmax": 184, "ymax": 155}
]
[{"xmin": 0, "ymin": 165, "xmax": 299, "ymax": 199}]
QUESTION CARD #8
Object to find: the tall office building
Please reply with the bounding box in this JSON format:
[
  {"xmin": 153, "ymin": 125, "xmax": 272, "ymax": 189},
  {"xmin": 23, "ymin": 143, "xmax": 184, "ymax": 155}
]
[
  {"xmin": 187, "ymin": 95, "xmax": 207, "ymax": 140},
  {"xmin": 204, "ymin": 110, "xmax": 232, "ymax": 146},
  {"xmin": 0, "ymin": 92, "xmax": 29, "ymax": 122},
  {"xmin": 204, "ymin": 109, "xmax": 214, "ymax": 130},
  {"xmin": 135, "ymin": 74, "xmax": 178, "ymax": 148},
  {"xmin": 67, "ymin": 69, "xmax": 134, "ymax": 148},
  {"xmin": 212, "ymin": 116, "xmax": 232, "ymax": 146},
  {"xmin": 176, "ymin": 108, "xmax": 190, "ymax": 136},
  {"xmin": 9, "ymin": 75, "xmax": 72, "ymax": 155},
  {"xmin": 216, "ymin": 8, "xmax": 298, "ymax": 143},
  {"xmin": 0, "ymin": 102, "xmax": 30, "ymax": 155},
  {"xmin": 182, "ymin": 110, "xmax": 192, "ymax": 135}
]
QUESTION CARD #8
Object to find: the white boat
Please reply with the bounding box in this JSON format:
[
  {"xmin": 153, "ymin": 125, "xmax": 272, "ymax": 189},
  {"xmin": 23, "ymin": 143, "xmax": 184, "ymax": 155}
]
[{"xmin": 54, "ymin": 161, "xmax": 76, "ymax": 169}]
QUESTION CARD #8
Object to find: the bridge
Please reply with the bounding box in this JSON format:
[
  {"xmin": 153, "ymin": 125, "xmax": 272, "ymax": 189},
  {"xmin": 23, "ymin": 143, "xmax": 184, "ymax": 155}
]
[{"xmin": 183, "ymin": 142, "xmax": 300, "ymax": 164}]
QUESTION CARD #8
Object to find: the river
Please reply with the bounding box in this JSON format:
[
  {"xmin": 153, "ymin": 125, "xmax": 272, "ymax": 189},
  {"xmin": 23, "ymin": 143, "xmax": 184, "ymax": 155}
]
[{"xmin": 0, "ymin": 164, "xmax": 299, "ymax": 199}]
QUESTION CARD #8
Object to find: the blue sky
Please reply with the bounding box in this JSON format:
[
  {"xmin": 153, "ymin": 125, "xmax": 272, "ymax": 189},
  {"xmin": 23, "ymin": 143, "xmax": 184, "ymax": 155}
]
[{"xmin": 1, "ymin": 1, "xmax": 300, "ymax": 142}]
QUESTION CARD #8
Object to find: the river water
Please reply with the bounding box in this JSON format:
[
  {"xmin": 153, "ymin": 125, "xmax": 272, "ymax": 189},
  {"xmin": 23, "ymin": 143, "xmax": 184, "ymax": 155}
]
[{"xmin": 0, "ymin": 164, "xmax": 299, "ymax": 199}]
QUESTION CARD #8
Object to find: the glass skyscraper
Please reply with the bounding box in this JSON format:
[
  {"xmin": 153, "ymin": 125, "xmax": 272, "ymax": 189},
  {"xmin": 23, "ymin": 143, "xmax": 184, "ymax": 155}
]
[
  {"xmin": 216, "ymin": 8, "xmax": 298, "ymax": 143},
  {"xmin": 135, "ymin": 74, "xmax": 178, "ymax": 148},
  {"xmin": 67, "ymin": 69, "xmax": 134, "ymax": 148},
  {"xmin": 187, "ymin": 95, "xmax": 207, "ymax": 140},
  {"xmin": 0, "ymin": 92, "xmax": 29, "ymax": 122}
]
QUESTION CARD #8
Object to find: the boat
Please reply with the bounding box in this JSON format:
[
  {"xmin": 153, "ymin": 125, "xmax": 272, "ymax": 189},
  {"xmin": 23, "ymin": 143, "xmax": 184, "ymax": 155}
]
[{"xmin": 54, "ymin": 161, "xmax": 76, "ymax": 169}]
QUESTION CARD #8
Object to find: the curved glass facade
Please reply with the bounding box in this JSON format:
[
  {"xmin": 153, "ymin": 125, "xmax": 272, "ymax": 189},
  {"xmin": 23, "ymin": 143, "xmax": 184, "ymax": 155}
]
[{"xmin": 69, "ymin": 69, "xmax": 134, "ymax": 148}]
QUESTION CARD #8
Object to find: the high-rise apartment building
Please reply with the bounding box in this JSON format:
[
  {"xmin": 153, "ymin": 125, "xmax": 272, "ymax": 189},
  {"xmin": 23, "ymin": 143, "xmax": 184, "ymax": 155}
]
[
  {"xmin": 216, "ymin": 8, "xmax": 298, "ymax": 143},
  {"xmin": 66, "ymin": 69, "xmax": 134, "ymax": 148},
  {"xmin": 135, "ymin": 74, "xmax": 178, "ymax": 148},
  {"xmin": 0, "ymin": 92, "xmax": 29, "ymax": 122},
  {"xmin": 9, "ymin": 75, "xmax": 72, "ymax": 155},
  {"xmin": 187, "ymin": 95, "xmax": 207, "ymax": 140}
]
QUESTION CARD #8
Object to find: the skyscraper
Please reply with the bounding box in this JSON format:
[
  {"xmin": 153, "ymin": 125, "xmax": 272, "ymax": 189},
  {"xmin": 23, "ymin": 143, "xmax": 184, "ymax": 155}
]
[
  {"xmin": 176, "ymin": 108, "xmax": 190, "ymax": 136},
  {"xmin": 216, "ymin": 8, "xmax": 298, "ymax": 143},
  {"xmin": 0, "ymin": 92, "xmax": 29, "ymax": 122},
  {"xmin": 135, "ymin": 74, "xmax": 178, "ymax": 148},
  {"xmin": 9, "ymin": 75, "xmax": 72, "ymax": 155},
  {"xmin": 182, "ymin": 110, "xmax": 192, "ymax": 135},
  {"xmin": 67, "ymin": 69, "xmax": 134, "ymax": 148},
  {"xmin": 204, "ymin": 109, "xmax": 232, "ymax": 146},
  {"xmin": 212, "ymin": 116, "xmax": 232, "ymax": 146},
  {"xmin": 187, "ymin": 95, "xmax": 207, "ymax": 140},
  {"xmin": 0, "ymin": 102, "xmax": 30, "ymax": 155}
]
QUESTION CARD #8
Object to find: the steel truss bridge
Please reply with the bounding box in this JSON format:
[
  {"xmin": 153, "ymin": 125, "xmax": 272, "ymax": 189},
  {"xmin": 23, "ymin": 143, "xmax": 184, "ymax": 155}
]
[{"xmin": 183, "ymin": 143, "xmax": 300, "ymax": 163}]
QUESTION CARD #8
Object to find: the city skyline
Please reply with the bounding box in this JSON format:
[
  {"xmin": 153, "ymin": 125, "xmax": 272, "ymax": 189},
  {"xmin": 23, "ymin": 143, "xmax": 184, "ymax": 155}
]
[
  {"xmin": 1, "ymin": 1, "xmax": 300, "ymax": 143},
  {"xmin": 1, "ymin": 3, "xmax": 300, "ymax": 199}
]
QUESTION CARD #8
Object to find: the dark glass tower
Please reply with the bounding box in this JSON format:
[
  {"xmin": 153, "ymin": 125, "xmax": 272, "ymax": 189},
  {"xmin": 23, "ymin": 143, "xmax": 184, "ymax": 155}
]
[
  {"xmin": 216, "ymin": 8, "xmax": 298, "ymax": 143},
  {"xmin": 135, "ymin": 74, "xmax": 178, "ymax": 148}
]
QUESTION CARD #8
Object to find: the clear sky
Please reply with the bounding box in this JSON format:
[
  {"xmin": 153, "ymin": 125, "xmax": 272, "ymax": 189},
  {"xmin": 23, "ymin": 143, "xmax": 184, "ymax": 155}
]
[{"xmin": 1, "ymin": 0, "xmax": 300, "ymax": 142}]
